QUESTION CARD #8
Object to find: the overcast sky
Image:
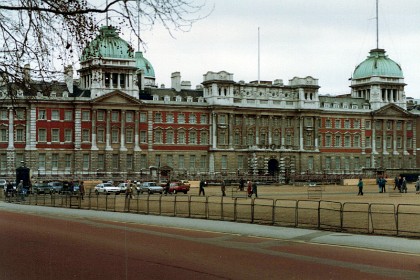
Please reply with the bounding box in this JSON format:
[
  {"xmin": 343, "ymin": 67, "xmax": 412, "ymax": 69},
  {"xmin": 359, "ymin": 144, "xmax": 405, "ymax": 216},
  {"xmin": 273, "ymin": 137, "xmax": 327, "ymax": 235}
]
[{"xmin": 115, "ymin": 0, "xmax": 420, "ymax": 99}]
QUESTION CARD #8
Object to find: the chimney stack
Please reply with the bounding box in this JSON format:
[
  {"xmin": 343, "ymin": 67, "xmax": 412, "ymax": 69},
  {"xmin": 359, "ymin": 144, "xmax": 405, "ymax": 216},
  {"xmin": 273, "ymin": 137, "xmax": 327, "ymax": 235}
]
[
  {"xmin": 64, "ymin": 65, "xmax": 74, "ymax": 94},
  {"xmin": 171, "ymin": 72, "xmax": 181, "ymax": 92}
]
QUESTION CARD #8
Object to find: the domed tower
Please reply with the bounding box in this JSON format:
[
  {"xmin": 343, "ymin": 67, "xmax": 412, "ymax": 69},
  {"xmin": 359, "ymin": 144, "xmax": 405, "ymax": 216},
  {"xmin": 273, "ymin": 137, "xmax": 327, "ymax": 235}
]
[
  {"xmin": 350, "ymin": 48, "xmax": 406, "ymax": 110},
  {"xmin": 78, "ymin": 25, "xmax": 156, "ymax": 98},
  {"xmin": 135, "ymin": 51, "xmax": 156, "ymax": 90}
]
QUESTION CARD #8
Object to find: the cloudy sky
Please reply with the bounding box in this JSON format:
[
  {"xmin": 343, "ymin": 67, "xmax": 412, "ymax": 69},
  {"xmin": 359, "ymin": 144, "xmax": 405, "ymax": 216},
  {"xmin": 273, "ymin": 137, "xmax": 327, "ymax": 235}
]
[{"xmin": 116, "ymin": 0, "xmax": 420, "ymax": 98}]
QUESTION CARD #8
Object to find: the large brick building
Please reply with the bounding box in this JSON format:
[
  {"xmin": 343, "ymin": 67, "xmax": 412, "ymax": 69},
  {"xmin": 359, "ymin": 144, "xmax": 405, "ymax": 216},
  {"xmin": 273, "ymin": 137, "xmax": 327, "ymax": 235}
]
[{"xmin": 0, "ymin": 26, "xmax": 418, "ymax": 182}]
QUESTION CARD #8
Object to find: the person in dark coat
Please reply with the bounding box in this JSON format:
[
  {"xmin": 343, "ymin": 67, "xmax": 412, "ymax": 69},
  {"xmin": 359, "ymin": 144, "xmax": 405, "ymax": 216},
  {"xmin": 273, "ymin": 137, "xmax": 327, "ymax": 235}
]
[
  {"xmin": 199, "ymin": 180, "xmax": 206, "ymax": 196},
  {"xmin": 221, "ymin": 180, "xmax": 226, "ymax": 196},
  {"xmin": 357, "ymin": 177, "xmax": 363, "ymax": 196},
  {"xmin": 251, "ymin": 181, "xmax": 258, "ymax": 198}
]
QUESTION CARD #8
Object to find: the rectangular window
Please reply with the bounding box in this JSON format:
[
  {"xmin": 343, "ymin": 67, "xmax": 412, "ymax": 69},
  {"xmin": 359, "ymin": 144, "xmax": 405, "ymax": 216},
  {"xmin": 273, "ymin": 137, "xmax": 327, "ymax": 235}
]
[
  {"xmin": 111, "ymin": 111, "xmax": 119, "ymax": 122},
  {"xmin": 38, "ymin": 153, "xmax": 46, "ymax": 170},
  {"xmin": 154, "ymin": 130, "xmax": 162, "ymax": 143},
  {"xmin": 155, "ymin": 112, "xmax": 162, "ymax": 123},
  {"xmin": 219, "ymin": 115, "xmax": 226, "ymax": 124},
  {"xmin": 354, "ymin": 119, "xmax": 360, "ymax": 129},
  {"xmin": 189, "ymin": 131, "xmax": 197, "ymax": 144},
  {"xmin": 15, "ymin": 109, "xmax": 24, "ymax": 120},
  {"xmin": 52, "ymin": 153, "xmax": 59, "ymax": 169},
  {"xmin": 407, "ymin": 122, "xmax": 412, "ymax": 130},
  {"xmin": 140, "ymin": 112, "xmax": 147, "ymax": 122},
  {"xmin": 178, "ymin": 155, "xmax": 185, "ymax": 169},
  {"xmin": 63, "ymin": 129, "xmax": 72, "ymax": 142},
  {"xmin": 112, "ymin": 129, "xmax": 119, "ymax": 143},
  {"xmin": 97, "ymin": 110, "xmax": 105, "ymax": 121},
  {"xmin": 354, "ymin": 157, "xmax": 360, "ymax": 170},
  {"xmin": 375, "ymin": 137, "xmax": 381, "ymax": 149},
  {"xmin": 98, "ymin": 154, "xmax": 105, "ymax": 170},
  {"xmin": 396, "ymin": 121, "xmax": 402, "ymax": 130},
  {"xmin": 0, "ymin": 154, "xmax": 6, "ymax": 170},
  {"xmin": 375, "ymin": 120, "xmax": 382, "ymax": 130},
  {"xmin": 167, "ymin": 154, "xmax": 174, "ymax": 168},
  {"xmin": 219, "ymin": 131, "xmax": 226, "ymax": 145},
  {"xmin": 365, "ymin": 120, "xmax": 371, "ymax": 129},
  {"xmin": 126, "ymin": 129, "xmax": 133, "ymax": 143},
  {"xmin": 166, "ymin": 131, "xmax": 174, "ymax": 144},
  {"xmin": 200, "ymin": 155, "xmax": 207, "ymax": 171},
  {"xmin": 51, "ymin": 129, "xmax": 60, "ymax": 142},
  {"xmin": 16, "ymin": 128, "xmax": 24, "ymax": 142},
  {"xmin": 189, "ymin": 114, "xmax": 197, "ymax": 124},
  {"xmin": 112, "ymin": 154, "xmax": 119, "ymax": 169},
  {"xmin": 83, "ymin": 154, "xmax": 90, "ymax": 170},
  {"xmin": 38, "ymin": 129, "xmax": 47, "ymax": 142},
  {"xmin": 407, "ymin": 138, "xmax": 413, "ymax": 148},
  {"xmin": 325, "ymin": 119, "xmax": 331, "ymax": 128},
  {"xmin": 51, "ymin": 110, "xmax": 60, "ymax": 120},
  {"xmin": 344, "ymin": 135, "xmax": 350, "ymax": 147},
  {"xmin": 344, "ymin": 157, "xmax": 350, "ymax": 170},
  {"xmin": 237, "ymin": 155, "xmax": 244, "ymax": 170},
  {"xmin": 354, "ymin": 135, "xmax": 360, "ymax": 147},
  {"xmin": 0, "ymin": 110, "xmax": 7, "ymax": 120},
  {"xmin": 365, "ymin": 157, "xmax": 371, "ymax": 168},
  {"xmin": 397, "ymin": 137, "xmax": 402, "ymax": 148},
  {"xmin": 308, "ymin": 156, "xmax": 314, "ymax": 171},
  {"xmin": 200, "ymin": 114, "xmax": 208, "ymax": 124},
  {"xmin": 140, "ymin": 131, "xmax": 147, "ymax": 143},
  {"xmin": 15, "ymin": 153, "xmax": 24, "ymax": 168},
  {"xmin": 365, "ymin": 136, "xmax": 371, "ymax": 148},
  {"xmin": 178, "ymin": 114, "xmax": 185, "ymax": 124},
  {"xmin": 126, "ymin": 154, "xmax": 133, "ymax": 170},
  {"xmin": 335, "ymin": 157, "xmax": 341, "ymax": 170},
  {"xmin": 140, "ymin": 154, "xmax": 147, "ymax": 169},
  {"xmin": 335, "ymin": 119, "xmax": 341, "ymax": 128},
  {"xmin": 65, "ymin": 154, "xmax": 72, "ymax": 169},
  {"xmin": 285, "ymin": 134, "xmax": 291, "ymax": 146},
  {"xmin": 200, "ymin": 132, "xmax": 208, "ymax": 145},
  {"xmin": 387, "ymin": 121, "xmax": 392, "ymax": 130},
  {"xmin": 190, "ymin": 155, "xmax": 195, "ymax": 170},
  {"xmin": 126, "ymin": 111, "xmax": 134, "ymax": 122},
  {"xmin": 335, "ymin": 135, "xmax": 341, "ymax": 147},
  {"xmin": 82, "ymin": 129, "xmax": 90, "ymax": 142},
  {"xmin": 386, "ymin": 136, "xmax": 392, "ymax": 149},
  {"xmin": 344, "ymin": 120, "xmax": 350, "ymax": 129},
  {"xmin": 97, "ymin": 128, "xmax": 105, "ymax": 143},
  {"xmin": 178, "ymin": 131, "xmax": 185, "ymax": 144},
  {"xmin": 234, "ymin": 132, "xmax": 241, "ymax": 145},
  {"xmin": 38, "ymin": 109, "xmax": 46, "ymax": 120},
  {"xmin": 166, "ymin": 113, "xmax": 174, "ymax": 123},
  {"xmin": 221, "ymin": 155, "xmax": 227, "ymax": 169},
  {"xmin": 82, "ymin": 111, "xmax": 90, "ymax": 121},
  {"xmin": 64, "ymin": 110, "xmax": 73, "ymax": 121},
  {"xmin": 0, "ymin": 129, "xmax": 7, "ymax": 142},
  {"xmin": 155, "ymin": 155, "xmax": 161, "ymax": 167},
  {"xmin": 325, "ymin": 157, "xmax": 331, "ymax": 170}
]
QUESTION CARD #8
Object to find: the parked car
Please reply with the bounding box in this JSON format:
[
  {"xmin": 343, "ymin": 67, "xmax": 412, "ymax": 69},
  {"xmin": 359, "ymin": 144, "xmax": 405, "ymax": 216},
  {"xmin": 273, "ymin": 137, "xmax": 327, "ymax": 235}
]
[
  {"xmin": 137, "ymin": 181, "xmax": 163, "ymax": 194},
  {"xmin": 117, "ymin": 182, "xmax": 129, "ymax": 194},
  {"xmin": 33, "ymin": 183, "xmax": 53, "ymax": 194},
  {"xmin": 168, "ymin": 182, "xmax": 190, "ymax": 194},
  {"xmin": 47, "ymin": 181, "xmax": 64, "ymax": 194},
  {"xmin": 94, "ymin": 183, "xmax": 121, "ymax": 195}
]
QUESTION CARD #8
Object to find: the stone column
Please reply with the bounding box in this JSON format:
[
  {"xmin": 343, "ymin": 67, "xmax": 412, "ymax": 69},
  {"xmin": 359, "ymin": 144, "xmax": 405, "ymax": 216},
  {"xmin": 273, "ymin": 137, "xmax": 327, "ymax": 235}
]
[
  {"xmin": 382, "ymin": 120, "xmax": 388, "ymax": 155},
  {"xmin": 372, "ymin": 120, "xmax": 377, "ymax": 154},
  {"xmin": 91, "ymin": 110, "xmax": 98, "ymax": 150},
  {"xmin": 120, "ymin": 110, "xmax": 127, "ymax": 151},
  {"xmin": 229, "ymin": 113, "xmax": 234, "ymax": 149},
  {"xmin": 212, "ymin": 113, "xmax": 217, "ymax": 149},
  {"xmin": 299, "ymin": 117, "xmax": 304, "ymax": 151},
  {"xmin": 314, "ymin": 117, "xmax": 319, "ymax": 151},
  {"xmin": 7, "ymin": 107, "xmax": 14, "ymax": 150},
  {"xmin": 403, "ymin": 120, "xmax": 409, "ymax": 155},
  {"xmin": 105, "ymin": 110, "xmax": 112, "ymax": 151},
  {"xmin": 281, "ymin": 116, "xmax": 285, "ymax": 149},
  {"xmin": 134, "ymin": 111, "xmax": 141, "ymax": 151},
  {"xmin": 255, "ymin": 116, "xmax": 260, "ymax": 146},
  {"xmin": 268, "ymin": 116, "xmax": 273, "ymax": 145},
  {"xmin": 392, "ymin": 120, "xmax": 398, "ymax": 155}
]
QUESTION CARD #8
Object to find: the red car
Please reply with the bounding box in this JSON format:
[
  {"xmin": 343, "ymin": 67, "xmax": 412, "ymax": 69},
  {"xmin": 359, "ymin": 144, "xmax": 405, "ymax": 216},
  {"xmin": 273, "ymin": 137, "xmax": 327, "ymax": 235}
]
[{"xmin": 168, "ymin": 182, "xmax": 190, "ymax": 194}]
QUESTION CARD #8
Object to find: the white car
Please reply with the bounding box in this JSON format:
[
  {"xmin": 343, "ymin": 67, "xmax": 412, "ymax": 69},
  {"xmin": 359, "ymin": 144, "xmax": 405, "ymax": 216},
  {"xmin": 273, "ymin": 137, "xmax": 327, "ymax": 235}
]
[
  {"xmin": 94, "ymin": 183, "xmax": 121, "ymax": 195},
  {"xmin": 117, "ymin": 182, "xmax": 129, "ymax": 193}
]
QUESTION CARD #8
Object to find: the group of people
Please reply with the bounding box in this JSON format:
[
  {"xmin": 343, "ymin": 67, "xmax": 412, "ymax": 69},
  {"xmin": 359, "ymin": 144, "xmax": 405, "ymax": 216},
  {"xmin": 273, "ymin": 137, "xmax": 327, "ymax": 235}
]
[
  {"xmin": 198, "ymin": 178, "xmax": 258, "ymax": 198},
  {"xmin": 393, "ymin": 176, "xmax": 408, "ymax": 193}
]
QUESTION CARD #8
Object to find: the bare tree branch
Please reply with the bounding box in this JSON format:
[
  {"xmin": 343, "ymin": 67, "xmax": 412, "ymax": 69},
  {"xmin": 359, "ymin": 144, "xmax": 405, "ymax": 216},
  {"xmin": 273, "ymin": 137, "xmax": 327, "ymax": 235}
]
[{"xmin": 0, "ymin": 0, "xmax": 209, "ymax": 101}]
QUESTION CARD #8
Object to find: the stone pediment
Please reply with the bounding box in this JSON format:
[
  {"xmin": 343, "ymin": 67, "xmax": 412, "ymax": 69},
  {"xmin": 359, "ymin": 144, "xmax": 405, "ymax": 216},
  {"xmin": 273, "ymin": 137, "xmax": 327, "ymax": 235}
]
[
  {"xmin": 373, "ymin": 104, "xmax": 410, "ymax": 117},
  {"xmin": 92, "ymin": 90, "xmax": 142, "ymax": 105}
]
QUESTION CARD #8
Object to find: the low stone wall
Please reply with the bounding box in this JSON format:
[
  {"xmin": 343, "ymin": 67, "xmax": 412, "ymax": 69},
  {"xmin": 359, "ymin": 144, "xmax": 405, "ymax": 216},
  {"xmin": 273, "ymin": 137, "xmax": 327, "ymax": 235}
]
[{"xmin": 342, "ymin": 178, "xmax": 378, "ymax": 186}]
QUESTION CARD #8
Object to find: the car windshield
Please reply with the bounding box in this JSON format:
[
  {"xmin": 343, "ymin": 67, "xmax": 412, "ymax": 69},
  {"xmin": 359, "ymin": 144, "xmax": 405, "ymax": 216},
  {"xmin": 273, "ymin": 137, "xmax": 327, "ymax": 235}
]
[{"xmin": 103, "ymin": 183, "xmax": 113, "ymax": 187}]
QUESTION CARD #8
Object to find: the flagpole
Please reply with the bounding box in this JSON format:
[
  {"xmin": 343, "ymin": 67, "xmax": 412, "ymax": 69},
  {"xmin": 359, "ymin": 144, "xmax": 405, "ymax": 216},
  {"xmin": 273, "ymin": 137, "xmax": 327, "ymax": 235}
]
[
  {"xmin": 376, "ymin": 0, "xmax": 379, "ymax": 48},
  {"xmin": 258, "ymin": 27, "xmax": 260, "ymax": 84}
]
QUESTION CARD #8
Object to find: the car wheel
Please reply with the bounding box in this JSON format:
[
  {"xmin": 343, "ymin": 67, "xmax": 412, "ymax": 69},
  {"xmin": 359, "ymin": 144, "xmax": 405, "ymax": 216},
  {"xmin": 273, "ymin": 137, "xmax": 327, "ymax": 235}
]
[
  {"xmin": 173, "ymin": 190, "xmax": 177, "ymax": 194},
  {"xmin": 183, "ymin": 191, "xmax": 188, "ymax": 194},
  {"xmin": 148, "ymin": 189, "xmax": 152, "ymax": 195}
]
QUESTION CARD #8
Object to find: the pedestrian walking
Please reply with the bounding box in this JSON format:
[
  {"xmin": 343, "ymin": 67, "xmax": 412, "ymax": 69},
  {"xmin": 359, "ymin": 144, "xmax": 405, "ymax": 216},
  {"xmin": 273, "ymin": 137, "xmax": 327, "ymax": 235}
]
[
  {"xmin": 221, "ymin": 180, "xmax": 226, "ymax": 196},
  {"xmin": 251, "ymin": 181, "xmax": 258, "ymax": 198},
  {"xmin": 199, "ymin": 179, "xmax": 206, "ymax": 196},
  {"xmin": 239, "ymin": 178, "xmax": 245, "ymax": 191},
  {"xmin": 125, "ymin": 181, "xmax": 133, "ymax": 199},
  {"xmin": 415, "ymin": 176, "xmax": 420, "ymax": 194},
  {"xmin": 247, "ymin": 180, "xmax": 252, "ymax": 197},
  {"xmin": 17, "ymin": 180, "xmax": 25, "ymax": 201},
  {"xmin": 377, "ymin": 176, "xmax": 387, "ymax": 193},
  {"xmin": 401, "ymin": 177, "xmax": 407, "ymax": 193},
  {"xmin": 79, "ymin": 181, "xmax": 85, "ymax": 200},
  {"xmin": 357, "ymin": 177, "xmax": 363, "ymax": 196}
]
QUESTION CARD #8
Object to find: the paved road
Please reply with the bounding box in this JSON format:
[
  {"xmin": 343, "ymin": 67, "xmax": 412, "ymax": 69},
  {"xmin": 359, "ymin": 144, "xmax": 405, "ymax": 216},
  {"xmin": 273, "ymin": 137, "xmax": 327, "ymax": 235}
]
[{"xmin": 0, "ymin": 202, "xmax": 419, "ymax": 280}]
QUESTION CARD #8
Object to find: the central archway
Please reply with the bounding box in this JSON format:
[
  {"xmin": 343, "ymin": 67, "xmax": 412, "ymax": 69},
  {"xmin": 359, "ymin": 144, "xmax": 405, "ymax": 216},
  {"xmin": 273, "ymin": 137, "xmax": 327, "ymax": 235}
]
[{"xmin": 267, "ymin": 158, "xmax": 279, "ymax": 176}]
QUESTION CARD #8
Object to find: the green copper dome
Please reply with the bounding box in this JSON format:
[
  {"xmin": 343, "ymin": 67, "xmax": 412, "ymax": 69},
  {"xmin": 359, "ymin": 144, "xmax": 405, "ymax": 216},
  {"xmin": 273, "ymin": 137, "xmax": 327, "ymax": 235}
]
[
  {"xmin": 353, "ymin": 49, "xmax": 403, "ymax": 79},
  {"xmin": 81, "ymin": 26, "xmax": 134, "ymax": 61},
  {"xmin": 135, "ymin": 51, "xmax": 155, "ymax": 78}
]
